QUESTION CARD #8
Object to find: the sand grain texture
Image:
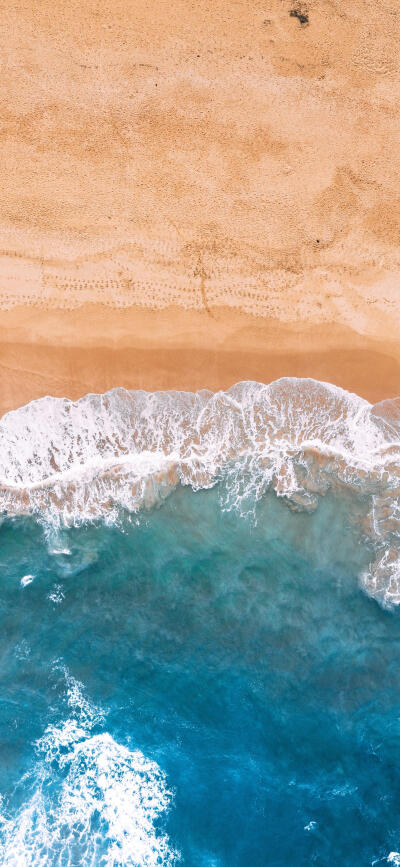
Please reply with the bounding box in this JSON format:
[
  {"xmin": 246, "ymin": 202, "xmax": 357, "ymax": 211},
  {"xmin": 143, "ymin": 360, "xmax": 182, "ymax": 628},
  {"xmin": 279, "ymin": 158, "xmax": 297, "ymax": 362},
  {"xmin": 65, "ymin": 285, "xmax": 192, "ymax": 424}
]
[{"xmin": 0, "ymin": 0, "xmax": 400, "ymax": 411}]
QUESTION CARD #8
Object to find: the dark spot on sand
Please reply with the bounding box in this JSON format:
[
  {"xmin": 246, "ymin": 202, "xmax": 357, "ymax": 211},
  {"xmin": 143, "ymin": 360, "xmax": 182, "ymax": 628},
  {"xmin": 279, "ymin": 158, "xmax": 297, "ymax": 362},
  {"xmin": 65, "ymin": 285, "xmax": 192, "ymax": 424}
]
[
  {"xmin": 316, "ymin": 239, "xmax": 320, "ymax": 243},
  {"xmin": 290, "ymin": 7, "xmax": 309, "ymax": 25}
]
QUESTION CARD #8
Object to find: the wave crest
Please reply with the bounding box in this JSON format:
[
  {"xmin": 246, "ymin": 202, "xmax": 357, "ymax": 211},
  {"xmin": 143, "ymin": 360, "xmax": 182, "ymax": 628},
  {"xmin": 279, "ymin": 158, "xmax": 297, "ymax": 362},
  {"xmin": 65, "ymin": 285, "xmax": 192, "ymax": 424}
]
[
  {"xmin": 0, "ymin": 670, "xmax": 178, "ymax": 866},
  {"xmin": 1, "ymin": 378, "xmax": 400, "ymax": 605}
]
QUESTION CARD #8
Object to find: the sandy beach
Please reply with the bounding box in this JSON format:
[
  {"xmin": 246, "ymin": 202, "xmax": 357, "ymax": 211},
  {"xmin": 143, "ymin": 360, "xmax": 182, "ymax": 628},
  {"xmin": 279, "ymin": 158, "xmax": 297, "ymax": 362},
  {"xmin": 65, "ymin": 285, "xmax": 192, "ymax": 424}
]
[
  {"xmin": 1, "ymin": 304, "xmax": 400, "ymax": 415},
  {"xmin": 1, "ymin": 0, "xmax": 400, "ymax": 413}
]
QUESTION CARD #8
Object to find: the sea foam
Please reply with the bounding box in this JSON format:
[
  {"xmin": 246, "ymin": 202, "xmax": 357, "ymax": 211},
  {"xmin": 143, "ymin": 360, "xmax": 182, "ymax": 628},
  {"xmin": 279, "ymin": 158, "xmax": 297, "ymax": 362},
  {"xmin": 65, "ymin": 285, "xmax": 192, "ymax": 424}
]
[
  {"xmin": 0, "ymin": 670, "xmax": 178, "ymax": 866},
  {"xmin": 1, "ymin": 378, "xmax": 400, "ymax": 605}
]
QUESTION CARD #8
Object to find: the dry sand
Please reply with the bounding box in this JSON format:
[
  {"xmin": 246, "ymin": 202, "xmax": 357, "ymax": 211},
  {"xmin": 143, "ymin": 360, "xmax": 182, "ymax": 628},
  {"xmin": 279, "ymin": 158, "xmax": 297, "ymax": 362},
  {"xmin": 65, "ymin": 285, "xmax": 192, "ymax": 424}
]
[{"xmin": 1, "ymin": 0, "xmax": 400, "ymax": 413}]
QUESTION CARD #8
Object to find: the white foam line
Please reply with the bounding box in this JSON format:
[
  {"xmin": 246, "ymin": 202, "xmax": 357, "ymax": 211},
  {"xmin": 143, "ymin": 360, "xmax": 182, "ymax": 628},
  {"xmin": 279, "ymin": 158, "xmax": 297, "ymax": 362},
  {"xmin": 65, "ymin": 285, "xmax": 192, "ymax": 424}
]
[{"xmin": 1, "ymin": 378, "xmax": 400, "ymax": 605}]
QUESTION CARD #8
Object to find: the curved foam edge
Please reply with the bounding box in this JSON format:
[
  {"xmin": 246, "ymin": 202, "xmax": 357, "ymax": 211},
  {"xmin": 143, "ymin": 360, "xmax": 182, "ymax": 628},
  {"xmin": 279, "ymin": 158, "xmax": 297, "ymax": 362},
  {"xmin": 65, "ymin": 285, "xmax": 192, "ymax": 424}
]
[{"xmin": 1, "ymin": 378, "xmax": 400, "ymax": 606}]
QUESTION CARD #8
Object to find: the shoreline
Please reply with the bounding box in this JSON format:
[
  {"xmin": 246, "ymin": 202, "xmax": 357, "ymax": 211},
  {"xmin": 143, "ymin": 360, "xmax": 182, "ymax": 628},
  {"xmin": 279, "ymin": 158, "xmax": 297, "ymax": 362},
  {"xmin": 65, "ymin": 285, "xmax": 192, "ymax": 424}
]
[
  {"xmin": 1, "ymin": 304, "xmax": 400, "ymax": 416},
  {"xmin": 1, "ymin": 0, "xmax": 400, "ymax": 419}
]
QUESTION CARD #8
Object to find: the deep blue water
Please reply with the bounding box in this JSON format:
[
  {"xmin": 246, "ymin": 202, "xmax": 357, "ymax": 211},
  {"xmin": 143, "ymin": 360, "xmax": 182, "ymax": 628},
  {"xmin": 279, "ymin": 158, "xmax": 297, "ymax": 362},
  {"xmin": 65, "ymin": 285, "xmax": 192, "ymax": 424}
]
[{"xmin": 0, "ymin": 486, "xmax": 399, "ymax": 865}]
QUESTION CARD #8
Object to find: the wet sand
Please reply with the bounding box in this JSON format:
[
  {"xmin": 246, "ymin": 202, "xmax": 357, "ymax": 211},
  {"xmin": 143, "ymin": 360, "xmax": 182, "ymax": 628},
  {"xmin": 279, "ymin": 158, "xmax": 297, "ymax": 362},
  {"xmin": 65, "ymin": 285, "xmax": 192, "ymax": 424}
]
[{"xmin": 1, "ymin": 305, "xmax": 399, "ymax": 416}]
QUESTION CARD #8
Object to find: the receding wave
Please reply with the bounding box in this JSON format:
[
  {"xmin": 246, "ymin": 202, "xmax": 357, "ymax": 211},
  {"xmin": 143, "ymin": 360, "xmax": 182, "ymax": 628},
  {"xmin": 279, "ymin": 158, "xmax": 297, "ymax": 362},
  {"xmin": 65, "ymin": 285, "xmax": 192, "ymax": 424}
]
[{"xmin": 1, "ymin": 378, "xmax": 400, "ymax": 606}]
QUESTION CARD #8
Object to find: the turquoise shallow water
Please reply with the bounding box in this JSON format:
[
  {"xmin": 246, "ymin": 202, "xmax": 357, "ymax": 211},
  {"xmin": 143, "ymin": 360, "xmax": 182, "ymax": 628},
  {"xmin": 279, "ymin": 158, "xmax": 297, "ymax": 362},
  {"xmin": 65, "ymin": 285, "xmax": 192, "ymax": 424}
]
[{"xmin": 0, "ymin": 485, "xmax": 399, "ymax": 865}]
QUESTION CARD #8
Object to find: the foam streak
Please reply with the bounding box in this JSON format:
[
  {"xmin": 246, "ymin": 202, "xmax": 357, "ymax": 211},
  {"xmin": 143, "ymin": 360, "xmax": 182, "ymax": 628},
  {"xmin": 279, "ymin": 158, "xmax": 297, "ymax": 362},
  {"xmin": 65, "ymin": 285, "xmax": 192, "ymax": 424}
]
[{"xmin": 1, "ymin": 378, "xmax": 400, "ymax": 604}]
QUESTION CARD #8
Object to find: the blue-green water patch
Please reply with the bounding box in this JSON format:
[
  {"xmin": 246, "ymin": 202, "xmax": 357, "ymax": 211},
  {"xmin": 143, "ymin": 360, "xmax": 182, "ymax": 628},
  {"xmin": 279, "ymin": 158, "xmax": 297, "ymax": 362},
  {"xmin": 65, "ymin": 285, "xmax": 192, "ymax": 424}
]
[{"xmin": 0, "ymin": 487, "xmax": 398, "ymax": 865}]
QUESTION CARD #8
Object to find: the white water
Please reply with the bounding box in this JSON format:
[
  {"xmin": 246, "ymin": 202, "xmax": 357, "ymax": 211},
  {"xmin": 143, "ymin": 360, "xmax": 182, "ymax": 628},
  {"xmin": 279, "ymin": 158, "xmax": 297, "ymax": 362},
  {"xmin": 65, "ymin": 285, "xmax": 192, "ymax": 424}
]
[
  {"xmin": 0, "ymin": 670, "xmax": 179, "ymax": 866},
  {"xmin": 1, "ymin": 378, "xmax": 400, "ymax": 605}
]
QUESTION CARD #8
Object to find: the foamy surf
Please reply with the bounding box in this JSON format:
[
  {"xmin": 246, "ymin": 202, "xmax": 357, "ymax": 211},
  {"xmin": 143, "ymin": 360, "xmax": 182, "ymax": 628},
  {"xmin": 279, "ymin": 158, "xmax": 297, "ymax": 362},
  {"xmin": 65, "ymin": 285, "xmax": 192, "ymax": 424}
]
[
  {"xmin": 1, "ymin": 378, "xmax": 400, "ymax": 605},
  {"xmin": 1, "ymin": 482, "xmax": 399, "ymax": 864},
  {"xmin": 0, "ymin": 669, "xmax": 179, "ymax": 866}
]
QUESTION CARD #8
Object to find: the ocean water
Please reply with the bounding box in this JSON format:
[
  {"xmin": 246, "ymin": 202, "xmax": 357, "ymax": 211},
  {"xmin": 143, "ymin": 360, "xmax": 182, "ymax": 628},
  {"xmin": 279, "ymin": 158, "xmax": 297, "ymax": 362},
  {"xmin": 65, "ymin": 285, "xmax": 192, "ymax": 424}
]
[{"xmin": 1, "ymin": 379, "xmax": 400, "ymax": 865}]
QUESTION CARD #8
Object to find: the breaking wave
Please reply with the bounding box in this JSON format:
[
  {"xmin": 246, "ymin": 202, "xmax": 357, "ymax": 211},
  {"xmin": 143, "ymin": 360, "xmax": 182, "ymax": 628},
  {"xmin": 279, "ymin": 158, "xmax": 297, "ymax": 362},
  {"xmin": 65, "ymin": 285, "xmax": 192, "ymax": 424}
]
[
  {"xmin": 1, "ymin": 378, "xmax": 400, "ymax": 605},
  {"xmin": 0, "ymin": 669, "xmax": 179, "ymax": 866}
]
